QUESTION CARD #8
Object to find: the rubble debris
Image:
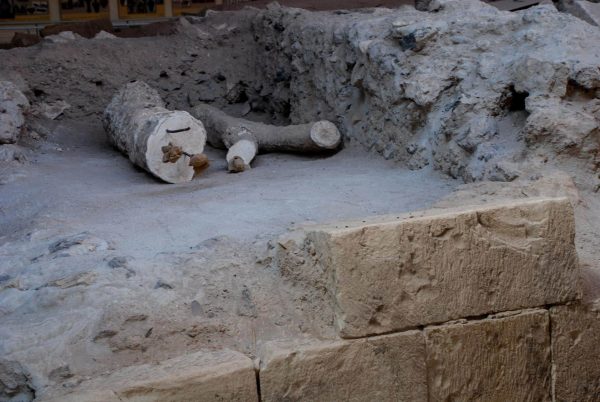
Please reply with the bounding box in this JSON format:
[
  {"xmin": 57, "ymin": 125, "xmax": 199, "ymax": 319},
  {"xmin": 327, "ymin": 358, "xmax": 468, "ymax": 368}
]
[
  {"xmin": 43, "ymin": 271, "xmax": 98, "ymax": 289},
  {"xmin": 253, "ymin": 1, "xmax": 600, "ymax": 180},
  {"xmin": 555, "ymin": 0, "xmax": 600, "ymax": 25},
  {"xmin": 0, "ymin": 359, "xmax": 35, "ymax": 402},
  {"xmin": 43, "ymin": 31, "xmax": 84, "ymax": 44},
  {"xmin": 0, "ymin": 81, "xmax": 29, "ymax": 144},
  {"xmin": 48, "ymin": 232, "xmax": 109, "ymax": 257},
  {"xmin": 31, "ymin": 100, "xmax": 71, "ymax": 120},
  {"xmin": 0, "ymin": 144, "xmax": 27, "ymax": 163},
  {"xmin": 103, "ymin": 81, "xmax": 207, "ymax": 183},
  {"xmin": 41, "ymin": 18, "xmax": 113, "ymax": 39},
  {"xmin": 93, "ymin": 31, "xmax": 117, "ymax": 40}
]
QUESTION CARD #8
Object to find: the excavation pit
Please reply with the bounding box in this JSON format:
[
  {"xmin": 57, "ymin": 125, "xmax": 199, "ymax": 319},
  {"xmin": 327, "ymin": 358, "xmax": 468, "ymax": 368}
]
[{"xmin": 1, "ymin": 1, "xmax": 600, "ymax": 400}]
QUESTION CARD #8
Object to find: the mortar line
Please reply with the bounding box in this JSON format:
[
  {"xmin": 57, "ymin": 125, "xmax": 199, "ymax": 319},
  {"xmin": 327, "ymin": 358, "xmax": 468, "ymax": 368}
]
[
  {"xmin": 549, "ymin": 307, "xmax": 556, "ymax": 402},
  {"xmin": 340, "ymin": 301, "xmax": 572, "ymax": 340}
]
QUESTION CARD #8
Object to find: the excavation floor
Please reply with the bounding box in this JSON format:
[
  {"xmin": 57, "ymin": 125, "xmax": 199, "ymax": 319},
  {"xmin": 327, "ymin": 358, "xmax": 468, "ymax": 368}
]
[
  {"xmin": 0, "ymin": 118, "xmax": 458, "ymax": 394},
  {"xmin": 0, "ymin": 119, "xmax": 457, "ymax": 257}
]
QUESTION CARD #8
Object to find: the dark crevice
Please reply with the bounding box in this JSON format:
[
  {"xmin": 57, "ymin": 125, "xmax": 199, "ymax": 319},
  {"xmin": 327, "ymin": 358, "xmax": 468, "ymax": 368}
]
[
  {"xmin": 502, "ymin": 85, "xmax": 529, "ymax": 112},
  {"xmin": 255, "ymin": 366, "xmax": 262, "ymax": 402},
  {"xmin": 565, "ymin": 79, "xmax": 597, "ymax": 100}
]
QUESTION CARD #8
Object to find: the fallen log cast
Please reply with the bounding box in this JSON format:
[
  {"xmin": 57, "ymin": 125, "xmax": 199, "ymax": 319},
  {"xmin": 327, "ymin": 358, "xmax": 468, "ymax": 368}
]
[
  {"xmin": 192, "ymin": 103, "xmax": 342, "ymax": 172},
  {"xmin": 103, "ymin": 81, "xmax": 207, "ymax": 183}
]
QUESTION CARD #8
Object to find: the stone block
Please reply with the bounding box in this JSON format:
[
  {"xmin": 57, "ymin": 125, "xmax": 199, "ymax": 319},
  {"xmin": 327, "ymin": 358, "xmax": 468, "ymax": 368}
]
[
  {"xmin": 259, "ymin": 330, "xmax": 426, "ymax": 402},
  {"xmin": 294, "ymin": 198, "xmax": 579, "ymax": 338},
  {"xmin": 425, "ymin": 309, "xmax": 551, "ymax": 401},
  {"xmin": 551, "ymin": 302, "xmax": 600, "ymax": 401},
  {"xmin": 41, "ymin": 349, "xmax": 258, "ymax": 402}
]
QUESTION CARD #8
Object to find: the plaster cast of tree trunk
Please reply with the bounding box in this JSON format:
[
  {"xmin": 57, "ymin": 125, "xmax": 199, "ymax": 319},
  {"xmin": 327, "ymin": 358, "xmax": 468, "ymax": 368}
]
[
  {"xmin": 103, "ymin": 81, "xmax": 207, "ymax": 183},
  {"xmin": 192, "ymin": 103, "xmax": 342, "ymax": 172}
]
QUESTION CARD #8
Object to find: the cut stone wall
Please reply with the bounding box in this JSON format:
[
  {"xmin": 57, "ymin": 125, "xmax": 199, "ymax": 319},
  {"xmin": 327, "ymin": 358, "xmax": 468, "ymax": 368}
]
[
  {"xmin": 43, "ymin": 198, "xmax": 599, "ymax": 401},
  {"xmin": 259, "ymin": 331, "xmax": 427, "ymax": 402},
  {"xmin": 551, "ymin": 302, "xmax": 600, "ymax": 401},
  {"xmin": 425, "ymin": 309, "xmax": 551, "ymax": 401},
  {"xmin": 39, "ymin": 349, "xmax": 258, "ymax": 402},
  {"xmin": 279, "ymin": 198, "xmax": 580, "ymax": 338}
]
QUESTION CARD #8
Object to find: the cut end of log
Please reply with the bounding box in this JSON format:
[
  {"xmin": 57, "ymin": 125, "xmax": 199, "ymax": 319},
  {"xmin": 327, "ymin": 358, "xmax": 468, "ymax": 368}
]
[
  {"xmin": 226, "ymin": 139, "xmax": 258, "ymax": 173},
  {"xmin": 310, "ymin": 121, "xmax": 342, "ymax": 150},
  {"xmin": 146, "ymin": 111, "xmax": 207, "ymax": 183},
  {"xmin": 229, "ymin": 156, "xmax": 248, "ymax": 173}
]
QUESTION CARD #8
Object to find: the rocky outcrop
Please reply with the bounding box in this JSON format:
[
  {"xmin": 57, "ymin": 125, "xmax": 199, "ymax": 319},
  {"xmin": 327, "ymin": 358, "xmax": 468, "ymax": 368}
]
[
  {"xmin": 555, "ymin": 0, "xmax": 600, "ymax": 25},
  {"xmin": 0, "ymin": 81, "xmax": 29, "ymax": 144},
  {"xmin": 0, "ymin": 359, "xmax": 35, "ymax": 402},
  {"xmin": 251, "ymin": 1, "xmax": 600, "ymax": 181}
]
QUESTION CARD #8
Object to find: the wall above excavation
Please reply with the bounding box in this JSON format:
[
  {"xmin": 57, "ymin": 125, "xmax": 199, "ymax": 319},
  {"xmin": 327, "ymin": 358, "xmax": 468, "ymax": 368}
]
[
  {"xmin": 39, "ymin": 197, "xmax": 600, "ymax": 401},
  {"xmin": 249, "ymin": 0, "xmax": 600, "ymax": 182}
]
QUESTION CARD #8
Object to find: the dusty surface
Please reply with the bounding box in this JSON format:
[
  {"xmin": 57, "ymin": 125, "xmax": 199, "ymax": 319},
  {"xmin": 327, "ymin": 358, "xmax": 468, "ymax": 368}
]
[
  {"xmin": 0, "ymin": 0, "xmax": 600, "ymax": 399},
  {"xmin": 0, "ymin": 116, "xmax": 455, "ymax": 396}
]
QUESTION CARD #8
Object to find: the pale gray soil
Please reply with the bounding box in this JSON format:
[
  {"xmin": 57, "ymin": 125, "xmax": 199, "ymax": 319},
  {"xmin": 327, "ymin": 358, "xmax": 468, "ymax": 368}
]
[
  {"xmin": 1, "ymin": 1, "xmax": 600, "ymax": 399},
  {"xmin": 0, "ymin": 117, "xmax": 456, "ymax": 395},
  {"xmin": 0, "ymin": 119, "xmax": 455, "ymax": 252}
]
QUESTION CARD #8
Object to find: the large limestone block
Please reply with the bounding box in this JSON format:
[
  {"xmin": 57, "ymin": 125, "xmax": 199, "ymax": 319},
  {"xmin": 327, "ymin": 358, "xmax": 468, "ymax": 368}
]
[
  {"xmin": 551, "ymin": 302, "xmax": 600, "ymax": 401},
  {"xmin": 289, "ymin": 198, "xmax": 580, "ymax": 338},
  {"xmin": 425, "ymin": 309, "xmax": 551, "ymax": 401},
  {"xmin": 40, "ymin": 349, "xmax": 258, "ymax": 402},
  {"xmin": 259, "ymin": 331, "xmax": 426, "ymax": 402}
]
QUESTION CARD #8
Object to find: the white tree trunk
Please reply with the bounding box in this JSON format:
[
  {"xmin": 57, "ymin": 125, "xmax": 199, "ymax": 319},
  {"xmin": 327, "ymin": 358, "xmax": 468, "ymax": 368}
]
[
  {"xmin": 103, "ymin": 81, "xmax": 206, "ymax": 184},
  {"xmin": 192, "ymin": 103, "xmax": 341, "ymax": 172}
]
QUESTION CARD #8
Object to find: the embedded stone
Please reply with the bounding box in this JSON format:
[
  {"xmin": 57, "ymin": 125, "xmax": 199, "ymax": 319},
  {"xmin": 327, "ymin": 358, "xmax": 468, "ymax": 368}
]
[
  {"xmin": 259, "ymin": 330, "xmax": 426, "ymax": 402},
  {"xmin": 551, "ymin": 302, "xmax": 600, "ymax": 401},
  {"xmin": 425, "ymin": 309, "xmax": 551, "ymax": 401},
  {"xmin": 289, "ymin": 198, "xmax": 580, "ymax": 338},
  {"xmin": 40, "ymin": 349, "xmax": 258, "ymax": 402}
]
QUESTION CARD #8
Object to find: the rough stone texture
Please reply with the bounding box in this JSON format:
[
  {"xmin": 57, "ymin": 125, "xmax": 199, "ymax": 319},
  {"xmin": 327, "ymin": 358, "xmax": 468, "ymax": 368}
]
[
  {"xmin": 40, "ymin": 349, "xmax": 258, "ymax": 402},
  {"xmin": 551, "ymin": 301, "xmax": 600, "ymax": 401},
  {"xmin": 0, "ymin": 359, "xmax": 35, "ymax": 402},
  {"xmin": 252, "ymin": 1, "xmax": 600, "ymax": 181},
  {"xmin": 555, "ymin": 0, "xmax": 600, "ymax": 25},
  {"xmin": 0, "ymin": 81, "xmax": 30, "ymax": 144},
  {"xmin": 259, "ymin": 330, "xmax": 426, "ymax": 402},
  {"xmin": 288, "ymin": 198, "xmax": 580, "ymax": 338},
  {"xmin": 425, "ymin": 309, "xmax": 551, "ymax": 402}
]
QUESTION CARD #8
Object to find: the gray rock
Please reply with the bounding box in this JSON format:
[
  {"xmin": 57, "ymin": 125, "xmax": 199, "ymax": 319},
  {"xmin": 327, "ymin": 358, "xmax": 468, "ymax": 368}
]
[
  {"xmin": 0, "ymin": 359, "xmax": 35, "ymax": 402},
  {"xmin": 252, "ymin": 0, "xmax": 600, "ymax": 181},
  {"xmin": 0, "ymin": 81, "xmax": 29, "ymax": 144},
  {"xmin": 0, "ymin": 144, "xmax": 27, "ymax": 163},
  {"xmin": 48, "ymin": 232, "xmax": 109, "ymax": 257},
  {"xmin": 154, "ymin": 280, "xmax": 173, "ymax": 290}
]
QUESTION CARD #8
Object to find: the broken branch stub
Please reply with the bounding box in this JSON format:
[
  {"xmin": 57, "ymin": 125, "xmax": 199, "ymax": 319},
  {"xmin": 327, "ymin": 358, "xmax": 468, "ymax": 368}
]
[
  {"xmin": 103, "ymin": 81, "xmax": 206, "ymax": 183},
  {"xmin": 192, "ymin": 103, "xmax": 341, "ymax": 172}
]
